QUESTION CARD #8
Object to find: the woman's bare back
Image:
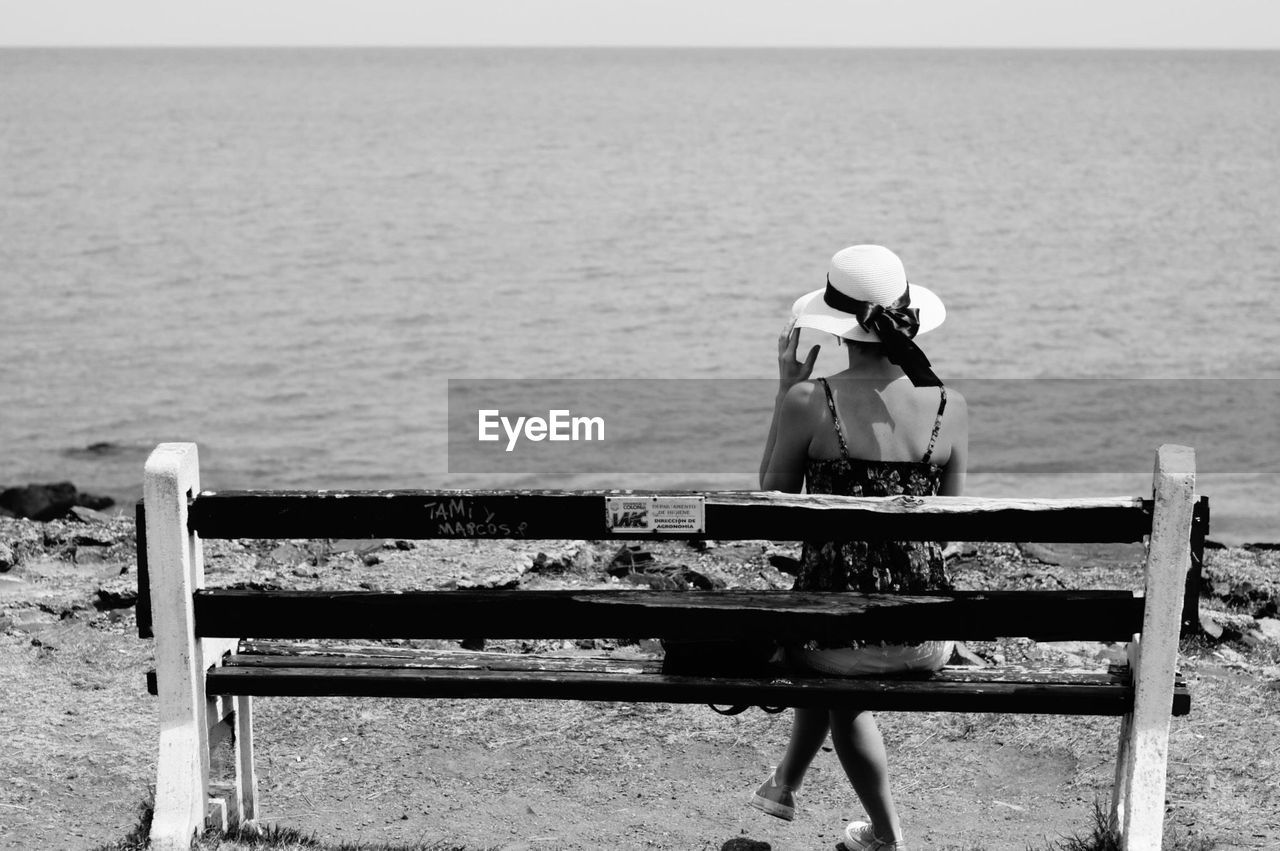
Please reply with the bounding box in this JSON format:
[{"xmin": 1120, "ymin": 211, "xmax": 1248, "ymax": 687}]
[{"xmin": 805, "ymin": 373, "xmax": 959, "ymax": 468}]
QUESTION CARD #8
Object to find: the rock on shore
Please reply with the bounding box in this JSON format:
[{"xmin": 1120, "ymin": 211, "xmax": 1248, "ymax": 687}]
[{"xmin": 0, "ymin": 482, "xmax": 115, "ymax": 521}]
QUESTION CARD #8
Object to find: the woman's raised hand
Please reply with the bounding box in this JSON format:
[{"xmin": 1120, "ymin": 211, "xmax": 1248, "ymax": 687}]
[{"xmin": 778, "ymin": 318, "xmax": 820, "ymax": 389}]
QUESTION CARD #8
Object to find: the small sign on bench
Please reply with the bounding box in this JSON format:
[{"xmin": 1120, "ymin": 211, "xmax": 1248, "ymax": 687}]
[{"xmin": 604, "ymin": 496, "xmax": 705, "ymax": 534}]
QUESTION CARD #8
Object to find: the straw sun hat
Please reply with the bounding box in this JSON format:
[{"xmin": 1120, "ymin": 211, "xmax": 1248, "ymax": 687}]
[
  {"xmin": 790, "ymin": 244, "xmax": 946, "ymax": 387},
  {"xmin": 790, "ymin": 244, "xmax": 945, "ymax": 342}
]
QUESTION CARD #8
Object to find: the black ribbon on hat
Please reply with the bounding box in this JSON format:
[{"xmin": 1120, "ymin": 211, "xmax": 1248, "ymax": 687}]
[{"xmin": 823, "ymin": 277, "xmax": 942, "ymax": 387}]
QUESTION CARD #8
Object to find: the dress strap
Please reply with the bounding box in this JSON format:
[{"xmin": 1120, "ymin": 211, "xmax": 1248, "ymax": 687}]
[
  {"xmin": 818, "ymin": 378, "xmax": 851, "ymax": 460},
  {"xmin": 922, "ymin": 385, "xmax": 948, "ymax": 465}
]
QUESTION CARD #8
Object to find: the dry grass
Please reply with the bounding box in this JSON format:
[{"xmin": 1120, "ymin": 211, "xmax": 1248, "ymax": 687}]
[
  {"xmin": 89, "ymin": 797, "xmax": 1220, "ymax": 851},
  {"xmin": 196, "ymin": 824, "xmax": 477, "ymax": 851},
  {"xmin": 90, "ymin": 794, "xmax": 480, "ymax": 851},
  {"xmin": 1034, "ymin": 800, "xmax": 1220, "ymax": 851}
]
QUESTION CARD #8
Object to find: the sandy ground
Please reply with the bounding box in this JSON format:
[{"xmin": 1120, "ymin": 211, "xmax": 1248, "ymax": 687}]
[{"xmin": 1, "ymin": 519, "xmax": 1278, "ymax": 850}]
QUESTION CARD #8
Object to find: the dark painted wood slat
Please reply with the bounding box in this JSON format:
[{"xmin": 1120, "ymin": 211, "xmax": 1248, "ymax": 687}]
[
  {"xmin": 226, "ymin": 653, "xmax": 1125, "ymax": 684},
  {"xmin": 186, "ymin": 491, "xmax": 1153, "ymax": 543},
  {"xmin": 194, "ymin": 589, "xmax": 1145, "ymax": 642},
  {"xmin": 231, "ymin": 647, "xmax": 661, "ymax": 674},
  {"xmin": 135, "ymin": 499, "xmax": 152, "ymax": 639},
  {"xmin": 1183, "ymin": 496, "xmax": 1210, "ymax": 636},
  {"xmin": 156, "ymin": 656, "xmax": 1189, "ymax": 698},
  {"xmin": 204, "ymin": 665, "xmax": 1190, "ymax": 716},
  {"xmin": 229, "ymin": 642, "xmax": 1187, "ymax": 688}
]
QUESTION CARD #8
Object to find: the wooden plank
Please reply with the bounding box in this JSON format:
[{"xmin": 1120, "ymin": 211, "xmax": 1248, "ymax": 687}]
[
  {"xmin": 230, "ymin": 642, "xmax": 1187, "ymax": 690},
  {"xmin": 204, "ymin": 664, "xmax": 1190, "ymax": 716},
  {"xmin": 193, "ymin": 589, "xmax": 1146, "ymax": 642},
  {"xmin": 1183, "ymin": 497, "xmax": 1209, "ymax": 636},
  {"xmin": 186, "ymin": 490, "xmax": 1153, "ymax": 543},
  {"xmin": 1119, "ymin": 445, "xmax": 1197, "ymax": 850},
  {"xmin": 234, "ymin": 643, "xmax": 662, "ymax": 674},
  {"xmin": 135, "ymin": 499, "xmax": 152, "ymax": 639}
]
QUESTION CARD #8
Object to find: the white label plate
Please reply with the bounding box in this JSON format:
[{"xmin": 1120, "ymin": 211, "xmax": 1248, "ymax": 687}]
[
  {"xmin": 605, "ymin": 496, "xmax": 705, "ymax": 534},
  {"xmin": 651, "ymin": 496, "xmax": 705, "ymax": 533},
  {"xmin": 605, "ymin": 497, "xmax": 653, "ymax": 531}
]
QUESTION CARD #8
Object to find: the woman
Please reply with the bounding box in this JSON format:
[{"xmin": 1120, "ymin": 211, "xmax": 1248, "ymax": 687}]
[{"xmin": 754, "ymin": 245, "xmax": 968, "ymax": 851}]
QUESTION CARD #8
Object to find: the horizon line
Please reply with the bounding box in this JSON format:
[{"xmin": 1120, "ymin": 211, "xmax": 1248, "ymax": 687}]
[{"xmin": 4, "ymin": 43, "xmax": 1280, "ymax": 51}]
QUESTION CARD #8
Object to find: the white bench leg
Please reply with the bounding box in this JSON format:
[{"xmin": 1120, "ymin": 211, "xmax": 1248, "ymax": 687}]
[
  {"xmin": 146, "ymin": 443, "xmax": 213, "ymax": 851},
  {"xmin": 1114, "ymin": 445, "xmax": 1196, "ymax": 851},
  {"xmin": 1110, "ymin": 636, "xmax": 1140, "ymax": 834},
  {"xmin": 234, "ymin": 694, "xmax": 258, "ymax": 823}
]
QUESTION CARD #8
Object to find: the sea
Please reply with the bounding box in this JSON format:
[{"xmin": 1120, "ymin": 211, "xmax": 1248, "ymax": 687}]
[{"xmin": 1, "ymin": 48, "xmax": 1277, "ymax": 543}]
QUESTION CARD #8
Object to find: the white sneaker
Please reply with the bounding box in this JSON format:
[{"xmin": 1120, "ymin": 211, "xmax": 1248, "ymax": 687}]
[
  {"xmin": 748, "ymin": 769, "xmax": 797, "ymax": 821},
  {"xmin": 841, "ymin": 820, "xmax": 906, "ymax": 850}
]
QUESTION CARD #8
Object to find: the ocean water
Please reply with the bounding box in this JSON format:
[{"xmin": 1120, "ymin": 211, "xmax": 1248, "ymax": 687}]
[{"xmin": 1, "ymin": 48, "xmax": 1277, "ymax": 541}]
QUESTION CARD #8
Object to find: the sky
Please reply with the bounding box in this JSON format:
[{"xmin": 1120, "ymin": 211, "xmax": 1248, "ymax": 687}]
[{"xmin": 0, "ymin": 0, "xmax": 1278, "ymax": 48}]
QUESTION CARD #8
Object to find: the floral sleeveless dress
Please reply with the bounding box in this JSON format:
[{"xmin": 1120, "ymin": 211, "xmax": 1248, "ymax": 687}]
[{"xmin": 788, "ymin": 378, "xmax": 954, "ymax": 675}]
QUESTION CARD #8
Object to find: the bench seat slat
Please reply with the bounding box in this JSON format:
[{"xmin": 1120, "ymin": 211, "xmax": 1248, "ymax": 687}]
[
  {"xmin": 236, "ymin": 642, "xmax": 662, "ymax": 674},
  {"xmin": 194, "ymin": 589, "xmax": 1145, "ymax": 642},
  {"xmin": 187, "ymin": 491, "xmax": 1152, "ymax": 543},
  {"xmin": 229, "ymin": 642, "xmax": 1188, "ymax": 689},
  {"xmin": 205, "ymin": 663, "xmax": 1191, "ymax": 716}
]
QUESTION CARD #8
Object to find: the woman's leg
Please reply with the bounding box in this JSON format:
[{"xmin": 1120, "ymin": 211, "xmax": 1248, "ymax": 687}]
[
  {"xmin": 773, "ymin": 707, "xmax": 830, "ymax": 788},
  {"xmin": 829, "ymin": 709, "xmax": 903, "ymax": 842}
]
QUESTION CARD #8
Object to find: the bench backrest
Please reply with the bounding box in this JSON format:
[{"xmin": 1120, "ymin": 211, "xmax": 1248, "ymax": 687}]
[
  {"xmin": 136, "ymin": 444, "xmax": 1205, "ymax": 645},
  {"xmin": 187, "ymin": 490, "xmax": 1153, "ymax": 542}
]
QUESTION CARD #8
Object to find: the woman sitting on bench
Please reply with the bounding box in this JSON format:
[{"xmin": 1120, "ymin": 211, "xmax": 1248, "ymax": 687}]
[{"xmin": 755, "ymin": 245, "xmax": 969, "ymax": 851}]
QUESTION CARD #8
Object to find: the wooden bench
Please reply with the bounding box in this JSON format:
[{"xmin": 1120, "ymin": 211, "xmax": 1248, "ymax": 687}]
[{"xmin": 137, "ymin": 442, "xmax": 1204, "ymax": 851}]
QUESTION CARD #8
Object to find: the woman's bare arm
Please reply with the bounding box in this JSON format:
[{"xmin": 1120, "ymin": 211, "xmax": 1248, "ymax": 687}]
[
  {"xmin": 761, "ymin": 381, "xmax": 815, "ymax": 493},
  {"xmin": 939, "ymin": 389, "xmax": 968, "ymax": 497},
  {"xmin": 760, "ymin": 323, "xmax": 819, "ymax": 491}
]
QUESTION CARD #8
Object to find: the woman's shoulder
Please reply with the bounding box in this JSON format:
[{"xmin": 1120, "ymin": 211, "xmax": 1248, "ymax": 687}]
[
  {"xmin": 939, "ymin": 384, "xmax": 967, "ymax": 420},
  {"xmin": 780, "ymin": 378, "xmax": 824, "ymax": 407},
  {"xmin": 892, "ymin": 377, "xmax": 963, "ymax": 412},
  {"xmin": 778, "ymin": 379, "xmax": 835, "ymax": 432}
]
